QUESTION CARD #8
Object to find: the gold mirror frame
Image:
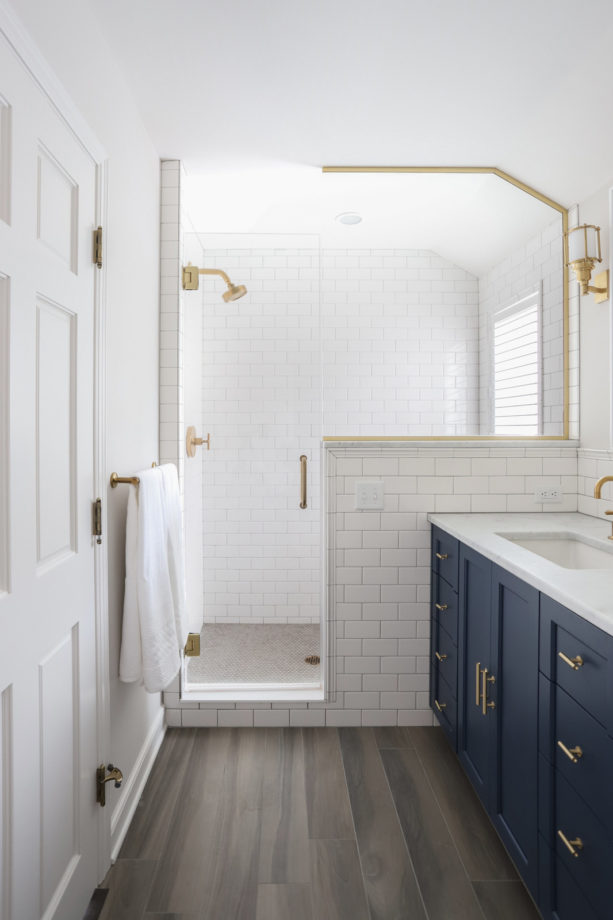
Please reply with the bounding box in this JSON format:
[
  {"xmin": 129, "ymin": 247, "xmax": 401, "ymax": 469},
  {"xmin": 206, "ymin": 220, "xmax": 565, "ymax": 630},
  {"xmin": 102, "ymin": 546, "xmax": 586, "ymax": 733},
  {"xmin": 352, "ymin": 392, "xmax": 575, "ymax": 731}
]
[{"xmin": 321, "ymin": 166, "xmax": 569, "ymax": 441}]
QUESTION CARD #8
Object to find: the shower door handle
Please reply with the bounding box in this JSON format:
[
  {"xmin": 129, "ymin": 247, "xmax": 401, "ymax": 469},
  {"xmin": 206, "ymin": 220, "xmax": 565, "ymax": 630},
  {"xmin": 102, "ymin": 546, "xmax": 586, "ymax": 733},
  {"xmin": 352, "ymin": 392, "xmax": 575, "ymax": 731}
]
[{"xmin": 300, "ymin": 455, "xmax": 307, "ymax": 509}]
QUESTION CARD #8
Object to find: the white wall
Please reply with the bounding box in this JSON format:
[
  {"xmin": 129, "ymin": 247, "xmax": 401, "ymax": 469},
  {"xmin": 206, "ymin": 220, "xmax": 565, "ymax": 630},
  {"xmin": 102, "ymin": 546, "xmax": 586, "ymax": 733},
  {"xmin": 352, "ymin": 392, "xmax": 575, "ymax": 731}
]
[
  {"xmin": 11, "ymin": 0, "xmax": 163, "ymax": 850},
  {"xmin": 576, "ymin": 182, "xmax": 611, "ymax": 449}
]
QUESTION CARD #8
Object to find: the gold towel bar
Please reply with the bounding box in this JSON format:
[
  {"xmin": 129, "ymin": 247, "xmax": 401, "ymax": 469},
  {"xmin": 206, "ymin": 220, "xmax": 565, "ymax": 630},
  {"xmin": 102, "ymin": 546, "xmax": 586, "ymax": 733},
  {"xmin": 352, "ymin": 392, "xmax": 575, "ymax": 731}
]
[{"xmin": 110, "ymin": 463, "xmax": 157, "ymax": 488}]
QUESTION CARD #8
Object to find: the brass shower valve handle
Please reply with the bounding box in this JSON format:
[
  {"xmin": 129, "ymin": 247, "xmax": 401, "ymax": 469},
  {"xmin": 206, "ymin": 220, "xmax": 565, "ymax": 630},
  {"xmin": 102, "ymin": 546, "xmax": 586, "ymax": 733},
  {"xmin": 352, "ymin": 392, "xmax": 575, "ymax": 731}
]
[{"xmin": 186, "ymin": 426, "xmax": 210, "ymax": 457}]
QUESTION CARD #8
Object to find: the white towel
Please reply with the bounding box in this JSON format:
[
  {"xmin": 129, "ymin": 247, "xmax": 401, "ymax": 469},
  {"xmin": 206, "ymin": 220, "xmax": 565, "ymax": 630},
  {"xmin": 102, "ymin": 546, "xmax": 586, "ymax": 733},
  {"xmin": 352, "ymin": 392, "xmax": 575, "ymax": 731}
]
[{"xmin": 119, "ymin": 464, "xmax": 186, "ymax": 692}]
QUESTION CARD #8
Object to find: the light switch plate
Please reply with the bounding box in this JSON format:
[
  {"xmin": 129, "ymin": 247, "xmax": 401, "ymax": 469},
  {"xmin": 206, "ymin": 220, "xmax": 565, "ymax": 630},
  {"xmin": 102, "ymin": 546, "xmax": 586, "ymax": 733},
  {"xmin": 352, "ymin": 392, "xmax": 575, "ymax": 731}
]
[{"xmin": 355, "ymin": 480, "xmax": 385, "ymax": 510}]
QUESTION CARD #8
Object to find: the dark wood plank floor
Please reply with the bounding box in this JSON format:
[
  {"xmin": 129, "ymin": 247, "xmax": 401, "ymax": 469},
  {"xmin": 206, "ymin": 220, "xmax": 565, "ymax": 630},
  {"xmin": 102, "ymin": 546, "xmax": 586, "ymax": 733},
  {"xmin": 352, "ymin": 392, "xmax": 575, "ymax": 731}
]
[{"xmin": 99, "ymin": 727, "xmax": 541, "ymax": 920}]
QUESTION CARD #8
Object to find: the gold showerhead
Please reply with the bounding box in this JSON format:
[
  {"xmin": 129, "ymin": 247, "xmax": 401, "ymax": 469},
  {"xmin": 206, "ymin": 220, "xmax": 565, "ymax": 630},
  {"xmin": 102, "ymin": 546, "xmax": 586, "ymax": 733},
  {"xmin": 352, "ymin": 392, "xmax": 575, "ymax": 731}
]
[
  {"xmin": 182, "ymin": 264, "xmax": 248, "ymax": 302},
  {"xmin": 223, "ymin": 283, "xmax": 248, "ymax": 303}
]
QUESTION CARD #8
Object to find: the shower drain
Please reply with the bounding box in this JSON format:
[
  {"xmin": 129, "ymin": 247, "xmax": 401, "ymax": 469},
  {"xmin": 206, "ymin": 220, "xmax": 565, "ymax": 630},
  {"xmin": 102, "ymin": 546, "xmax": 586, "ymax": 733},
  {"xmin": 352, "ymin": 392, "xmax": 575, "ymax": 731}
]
[{"xmin": 305, "ymin": 655, "xmax": 320, "ymax": 665}]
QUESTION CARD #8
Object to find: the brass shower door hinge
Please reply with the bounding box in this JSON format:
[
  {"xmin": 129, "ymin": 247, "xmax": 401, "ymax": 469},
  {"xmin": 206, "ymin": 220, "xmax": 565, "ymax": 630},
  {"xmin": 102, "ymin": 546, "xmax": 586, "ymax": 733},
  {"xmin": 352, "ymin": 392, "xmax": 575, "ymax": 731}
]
[
  {"xmin": 92, "ymin": 498, "xmax": 102, "ymax": 544},
  {"xmin": 93, "ymin": 226, "xmax": 103, "ymax": 268},
  {"xmin": 184, "ymin": 633, "xmax": 201, "ymax": 657}
]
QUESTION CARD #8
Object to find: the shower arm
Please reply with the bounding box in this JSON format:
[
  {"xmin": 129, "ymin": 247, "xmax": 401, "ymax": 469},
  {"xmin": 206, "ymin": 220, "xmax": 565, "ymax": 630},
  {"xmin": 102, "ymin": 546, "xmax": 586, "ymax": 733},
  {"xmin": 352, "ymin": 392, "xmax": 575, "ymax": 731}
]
[{"xmin": 182, "ymin": 264, "xmax": 231, "ymax": 290}]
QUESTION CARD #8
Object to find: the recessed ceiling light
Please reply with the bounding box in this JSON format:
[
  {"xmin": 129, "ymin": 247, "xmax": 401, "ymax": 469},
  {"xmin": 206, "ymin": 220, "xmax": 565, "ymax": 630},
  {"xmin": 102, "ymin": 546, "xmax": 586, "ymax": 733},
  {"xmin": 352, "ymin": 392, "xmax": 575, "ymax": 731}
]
[{"xmin": 336, "ymin": 212, "xmax": 362, "ymax": 225}]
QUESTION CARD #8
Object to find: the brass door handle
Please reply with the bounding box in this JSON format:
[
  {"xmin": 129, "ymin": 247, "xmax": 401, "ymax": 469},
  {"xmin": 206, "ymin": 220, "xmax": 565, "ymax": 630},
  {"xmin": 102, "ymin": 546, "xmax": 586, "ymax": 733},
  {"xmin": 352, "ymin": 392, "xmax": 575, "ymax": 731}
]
[
  {"xmin": 299, "ymin": 455, "xmax": 307, "ymax": 509},
  {"xmin": 557, "ymin": 740, "xmax": 583, "ymax": 763},
  {"xmin": 434, "ymin": 699, "xmax": 447, "ymax": 712},
  {"xmin": 435, "ymin": 552, "xmax": 448, "ymax": 560},
  {"xmin": 557, "ymin": 830, "xmax": 584, "ymax": 858},
  {"xmin": 435, "ymin": 603, "xmax": 448, "ymax": 612},
  {"xmin": 435, "ymin": 651, "xmax": 448, "ymax": 662},
  {"xmin": 482, "ymin": 667, "xmax": 495, "ymax": 715},
  {"xmin": 96, "ymin": 763, "xmax": 124, "ymax": 807},
  {"xmin": 558, "ymin": 651, "xmax": 584, "ymax": 671},
  {"xmin": 476, "ymin": 661, "xmax": 482, "ymax": 707}
]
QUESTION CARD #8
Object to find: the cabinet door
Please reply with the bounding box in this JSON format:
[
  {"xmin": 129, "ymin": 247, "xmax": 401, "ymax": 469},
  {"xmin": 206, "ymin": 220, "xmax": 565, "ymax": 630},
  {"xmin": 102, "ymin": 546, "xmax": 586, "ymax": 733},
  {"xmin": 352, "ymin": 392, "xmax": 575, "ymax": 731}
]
[
  {"xmin": 491, "ymin": 566, "xmax": 539, "ymax": 897},
  {"xmin": 458, "ymin": 545, "xmax": 493, "ymax": 809}
]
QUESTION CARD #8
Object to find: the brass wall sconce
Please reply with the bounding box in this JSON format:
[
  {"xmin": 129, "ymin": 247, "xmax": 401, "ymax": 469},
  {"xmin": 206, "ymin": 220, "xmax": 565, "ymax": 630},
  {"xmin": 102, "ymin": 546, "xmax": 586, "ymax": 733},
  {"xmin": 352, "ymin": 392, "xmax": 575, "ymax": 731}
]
[{"xmin": 565, "ymin": 224, "xmax": 609, "ymax": 302}]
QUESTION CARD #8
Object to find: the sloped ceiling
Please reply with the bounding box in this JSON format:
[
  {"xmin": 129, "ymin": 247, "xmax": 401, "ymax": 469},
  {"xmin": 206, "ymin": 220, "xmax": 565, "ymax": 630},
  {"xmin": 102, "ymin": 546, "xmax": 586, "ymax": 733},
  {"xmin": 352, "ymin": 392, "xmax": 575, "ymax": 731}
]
[{"xmin": 92, "ymin": 0, "xmax": 613, "ymax": 258}]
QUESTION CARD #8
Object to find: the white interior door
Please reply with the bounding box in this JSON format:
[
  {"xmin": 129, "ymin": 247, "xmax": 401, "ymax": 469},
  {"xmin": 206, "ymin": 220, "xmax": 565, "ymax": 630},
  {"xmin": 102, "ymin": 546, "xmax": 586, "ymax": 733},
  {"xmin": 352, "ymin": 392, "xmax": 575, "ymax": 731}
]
[{"xmin": 0, "ymin": 32, "xmax": 101, "ymax": 920}]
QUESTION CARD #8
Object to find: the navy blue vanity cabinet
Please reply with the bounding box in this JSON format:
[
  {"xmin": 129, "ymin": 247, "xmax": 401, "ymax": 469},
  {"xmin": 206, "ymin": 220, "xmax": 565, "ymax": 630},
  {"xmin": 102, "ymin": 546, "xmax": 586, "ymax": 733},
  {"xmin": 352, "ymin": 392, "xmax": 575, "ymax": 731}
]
[
  {"xmin": 538, "ymin": 595, "xmax": 613, "ymax": 919},
  {"xmin": 457, "ymin": 544, "xmax": 493, "ymax": 807},
  {"xmin": 430, "ymin": 526, "xmax": 459, "ymax": 748},
  {"xmin": 457, "ymin": 549, "xmax": 540, "ymax": 896},
  {"xmin": 489, "ymin": 565, "xmax": 540, "ymax": 898}
]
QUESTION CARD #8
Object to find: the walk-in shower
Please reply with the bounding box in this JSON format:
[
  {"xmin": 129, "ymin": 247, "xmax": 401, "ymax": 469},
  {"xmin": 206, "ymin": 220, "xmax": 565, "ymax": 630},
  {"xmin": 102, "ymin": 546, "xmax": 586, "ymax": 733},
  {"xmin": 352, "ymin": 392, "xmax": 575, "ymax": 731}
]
[{"xmin": 181, "ymin": 235, "xmax": 324, "ymax": 697}]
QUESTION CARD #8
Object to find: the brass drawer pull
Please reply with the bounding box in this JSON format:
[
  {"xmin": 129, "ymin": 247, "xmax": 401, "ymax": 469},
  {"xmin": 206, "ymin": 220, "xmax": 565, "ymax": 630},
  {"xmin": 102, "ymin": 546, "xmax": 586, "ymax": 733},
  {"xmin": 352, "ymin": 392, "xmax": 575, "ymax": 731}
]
[
  {"xmin": 557, "ymin": 830, "xmax": 584, "ymax": 858},
  {"xmin": 475, "ymin": 661, "xmax": 482, "ymax": 707},
  {"xmin": 435, "ymin": 552, "xmax": 448, "ymax": 560},
  {"xmin": 557, "ymin": 740, "xmax": 583, "ymax": 764},
  {"xmin": 558, "ymin": 651, "xmax": 584, "ymax": 671},
  {"xmin": 481, "ymin": 666, "xmax": 496, "ymax": 715},
  {"xmin": 435, "ymin": 651, "xmax": 448, "ymax": 662},
  {"xmin": 434, "ymin": 699, "xmax": 447, "ymax": 712},
  {"xmin": 435, "ymin": 603, "xmax": 448, "ymax": 612}
]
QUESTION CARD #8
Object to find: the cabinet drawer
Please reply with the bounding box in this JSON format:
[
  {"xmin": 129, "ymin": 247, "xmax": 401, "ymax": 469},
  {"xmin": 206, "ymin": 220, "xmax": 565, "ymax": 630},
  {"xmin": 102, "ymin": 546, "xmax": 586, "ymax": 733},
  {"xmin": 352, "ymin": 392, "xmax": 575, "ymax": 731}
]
[
  {"xmin": 540, "ymin": 595, "xmax": 613, "ymax": 731},
  {"xmin": 433, "ymin": 620, "xmax": 457, "ymax": 694},
  {"xmin": 538, "ymin": 835, "xmax": 600, "ymax": 920},
  {"xmin": 553, "ymin": 771, "xmax": 613, "ymax": 918},
  {"xmin": 432, "ymin": 669, "xmax": 457, "ymax": 747},
  {"xmin": 551, "ymin": 683, "xmax": 613, "ymax": 826},
  {"xmin": 431, "ymin": 526, "xmax": 459, "ymax": 591},
  {"xmin": 431, "ymin": 573, "xmax": 458, "ymax": 644}
]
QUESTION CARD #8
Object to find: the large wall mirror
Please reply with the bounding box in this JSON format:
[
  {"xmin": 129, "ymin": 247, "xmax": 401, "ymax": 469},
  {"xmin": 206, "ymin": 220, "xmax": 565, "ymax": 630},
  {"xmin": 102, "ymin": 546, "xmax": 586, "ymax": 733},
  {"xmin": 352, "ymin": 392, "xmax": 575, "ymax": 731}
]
[{"xmin": 184, "ymin": 165, "xmax": 568, "ymax": 439}]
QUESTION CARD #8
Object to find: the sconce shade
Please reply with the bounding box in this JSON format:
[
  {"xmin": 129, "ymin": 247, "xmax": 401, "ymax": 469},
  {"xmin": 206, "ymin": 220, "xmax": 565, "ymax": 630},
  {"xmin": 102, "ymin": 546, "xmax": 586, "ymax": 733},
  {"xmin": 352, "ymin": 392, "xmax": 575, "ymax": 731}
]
[
  {"xmin": 567, "ymin": 224, "xmax": 602, "ymax": 264},
  {"xmin": 565, "ymin": 223, "xmax": 608, "ymax": 301}
]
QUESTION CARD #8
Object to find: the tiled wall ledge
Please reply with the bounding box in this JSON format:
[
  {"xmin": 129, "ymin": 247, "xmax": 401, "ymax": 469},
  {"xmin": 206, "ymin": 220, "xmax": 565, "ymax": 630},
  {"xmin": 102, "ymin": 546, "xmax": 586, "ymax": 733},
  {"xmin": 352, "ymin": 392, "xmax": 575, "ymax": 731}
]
[
  {"xmin": 164, "ymin": 441, "xmax": 578, "ymax": 728},
  {"xmin": 578, "ymin": 448, "xmax": 613, "ymax": 518}
]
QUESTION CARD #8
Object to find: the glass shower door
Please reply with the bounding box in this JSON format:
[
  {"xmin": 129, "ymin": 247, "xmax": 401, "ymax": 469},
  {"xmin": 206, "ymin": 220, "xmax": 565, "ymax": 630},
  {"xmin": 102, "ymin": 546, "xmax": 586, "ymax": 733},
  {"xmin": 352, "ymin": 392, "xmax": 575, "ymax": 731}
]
[{"xmin": 186, "ymin": 233, "xmax": 322, "ymax": 692}]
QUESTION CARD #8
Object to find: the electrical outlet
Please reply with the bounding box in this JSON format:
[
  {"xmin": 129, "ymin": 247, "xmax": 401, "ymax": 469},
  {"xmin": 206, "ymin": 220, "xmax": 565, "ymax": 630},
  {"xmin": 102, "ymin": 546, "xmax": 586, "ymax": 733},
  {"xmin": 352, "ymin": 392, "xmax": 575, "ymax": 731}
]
[
  {"xmin": 355, "ymin": 480, "xmax": 384, "ymax": 510},
  {"xmin": 534, "ymin": 488, "xmax": 562, "ymax": 503}
]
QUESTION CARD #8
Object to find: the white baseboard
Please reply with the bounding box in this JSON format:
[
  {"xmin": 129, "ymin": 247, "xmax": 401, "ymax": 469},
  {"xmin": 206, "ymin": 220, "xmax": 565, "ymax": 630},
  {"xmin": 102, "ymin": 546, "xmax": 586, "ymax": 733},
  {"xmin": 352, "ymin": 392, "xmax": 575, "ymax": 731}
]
[{"xmin": 110, "ymin": 708, "xmax": 166, "ymax": 861}]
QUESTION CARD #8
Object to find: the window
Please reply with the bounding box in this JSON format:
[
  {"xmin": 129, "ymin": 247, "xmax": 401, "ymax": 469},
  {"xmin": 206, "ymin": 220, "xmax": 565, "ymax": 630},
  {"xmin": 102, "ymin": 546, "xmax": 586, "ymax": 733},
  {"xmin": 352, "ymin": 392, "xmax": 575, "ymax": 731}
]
[{"xmin": 493, "ymin": 290, "xmax": 541, "ymax": 436}]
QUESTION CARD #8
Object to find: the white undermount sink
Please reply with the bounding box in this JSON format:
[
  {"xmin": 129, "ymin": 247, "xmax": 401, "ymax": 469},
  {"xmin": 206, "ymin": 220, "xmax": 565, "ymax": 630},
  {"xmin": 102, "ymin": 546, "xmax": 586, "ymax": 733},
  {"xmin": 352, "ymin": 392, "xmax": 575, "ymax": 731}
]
[{"xmin": 496, "ymin": 531, "xmax": 613, "ymax": 570}]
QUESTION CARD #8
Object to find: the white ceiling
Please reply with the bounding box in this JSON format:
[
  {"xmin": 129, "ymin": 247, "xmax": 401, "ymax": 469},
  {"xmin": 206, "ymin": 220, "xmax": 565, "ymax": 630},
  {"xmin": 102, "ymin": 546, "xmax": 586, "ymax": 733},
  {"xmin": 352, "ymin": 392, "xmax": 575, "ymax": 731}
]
[{"xmin": 93, "ymin": 0, "xmax": 613, "ymax": 258}]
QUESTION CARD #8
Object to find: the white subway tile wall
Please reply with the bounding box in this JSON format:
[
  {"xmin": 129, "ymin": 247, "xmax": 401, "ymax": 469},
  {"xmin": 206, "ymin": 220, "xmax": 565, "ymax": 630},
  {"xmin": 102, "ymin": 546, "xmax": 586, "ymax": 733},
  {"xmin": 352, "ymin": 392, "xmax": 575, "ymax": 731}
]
[
  {"xmin": 164, "ymin": 444, "xmax": 578, "ymax": 726},
  {"xmin": 159, "ymin": 160, "xmax": 185, "ymax": 482},
  {"xmin": 578, "ymin": 448, "xmax": 613, "ymax": 518},
  {"xmin": 478, "ymin": 216, "xmax": 571, "ymax": 436},
  {"xmin": 200, "ymin": 247, "xmax": 321, "ymax": 625},
  {"xmin": 322, "ymin": 250, "xmax": 480, "ymax": 435}
]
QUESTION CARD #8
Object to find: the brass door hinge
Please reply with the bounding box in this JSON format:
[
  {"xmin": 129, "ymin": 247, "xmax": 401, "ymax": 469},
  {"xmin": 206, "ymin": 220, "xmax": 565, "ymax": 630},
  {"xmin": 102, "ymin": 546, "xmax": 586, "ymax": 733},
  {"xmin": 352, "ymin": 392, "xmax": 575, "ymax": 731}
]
[
  {"xmin": 184, "ymin": 633, "xmax": 201, "ymax": 657},
  {"xmin": 93, "ymin": 226, "xmax": 103, "ymax": 269},
  {"xmin": 93, "ymin": 498, "xmax": 102, "ymax": 544}
]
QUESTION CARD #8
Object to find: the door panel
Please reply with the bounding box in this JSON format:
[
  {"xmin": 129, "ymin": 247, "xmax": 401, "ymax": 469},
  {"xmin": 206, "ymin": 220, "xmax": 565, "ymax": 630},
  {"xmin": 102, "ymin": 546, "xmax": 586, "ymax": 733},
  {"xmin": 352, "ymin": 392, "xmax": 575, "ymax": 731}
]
[
  {"xmin": 491, "ymin": 566, "xmax": 539, "ymax": 897},
  {"xmin": 0, "ymin": 33, "xmax": 100, "ymax": 920},
  {"xmin": 458, "ymin": 545, "xmax": 492, "ymax": 808}
]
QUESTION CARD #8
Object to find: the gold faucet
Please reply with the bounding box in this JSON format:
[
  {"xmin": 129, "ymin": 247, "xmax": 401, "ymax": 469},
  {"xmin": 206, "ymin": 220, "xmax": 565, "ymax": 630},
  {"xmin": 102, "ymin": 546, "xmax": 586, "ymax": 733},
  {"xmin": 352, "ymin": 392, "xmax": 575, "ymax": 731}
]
[
  {"xmin": 593, "ymin": 476, "xmax": 613, "ymax": 540},
  {"xmin": 594, "ymin": 475, "xmax": 613, "ymax": 498}
]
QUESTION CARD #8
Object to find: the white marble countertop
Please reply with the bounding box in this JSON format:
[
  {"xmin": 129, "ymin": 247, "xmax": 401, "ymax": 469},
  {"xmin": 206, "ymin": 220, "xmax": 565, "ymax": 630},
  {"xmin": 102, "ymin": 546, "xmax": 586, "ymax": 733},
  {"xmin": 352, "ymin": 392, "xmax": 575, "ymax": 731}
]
[{"xmin": 427, "ymin": 512, "xmax": 613, "ymax": 637}]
